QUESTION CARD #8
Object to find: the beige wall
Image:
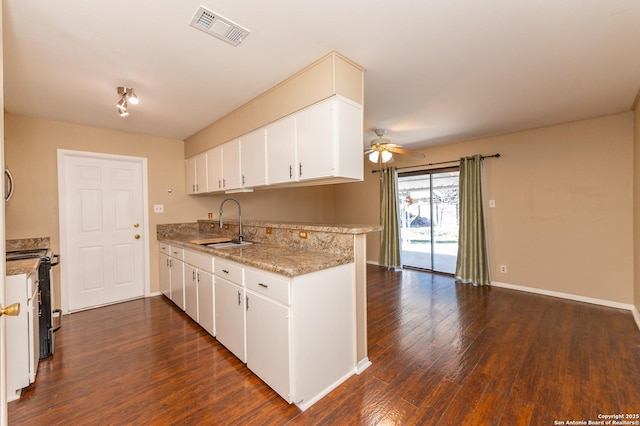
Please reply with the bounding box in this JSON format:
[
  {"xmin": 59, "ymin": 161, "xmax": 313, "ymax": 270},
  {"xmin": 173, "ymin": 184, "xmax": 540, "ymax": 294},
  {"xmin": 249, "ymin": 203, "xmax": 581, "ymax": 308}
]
[
  {"xmin": 337, "ymin": 112, "xmax": 635, "ymax": 304},
  {"xmin": 634, "ymin": 104, "xmax": 640, "ymax": 312},
  {"xmin": 4, "ymin": 114, "xmax": 338, "ymax": 304},
  {"xmin": 5, "ymin": 109, "xmax": 636, "ymax": 307}
]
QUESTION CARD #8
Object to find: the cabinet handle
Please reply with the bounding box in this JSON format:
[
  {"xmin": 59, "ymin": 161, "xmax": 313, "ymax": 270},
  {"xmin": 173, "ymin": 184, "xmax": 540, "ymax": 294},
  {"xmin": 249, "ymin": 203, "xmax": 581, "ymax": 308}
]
[
  {"xmin": 222, "ymin": 269, "xmax": 229, "ymax": 274},
  {"xmin": 192, "ymin": 270, "xmax": 196, "ymax": 280},
  {"xmin": 242, "ymin": 175, "xmax": 245, "ymax": 185},
  {"xmin": 196, "ymin": 184, "xmax": 199, "ymax": 192},
  {"xmin": 237, "ymin": 291, "xmax": 241, "ymax": 305},
  {"xmin": 289, "ymin": 165, "xmax": 292, "ymax": 179},
  {"xmin": 197, "ymin": 272, "xmax": 200, "ymax": 283},
  {"xmin": 192, "ymin": 184, "xmax": 195, "ymax": 192},
  {"xmin": 218, "ymin": 179, "xmax": 221, "ymax": 189},
  {"xmin": 299, "ymin": 163, "xmax": 302, "ymax": 177},
  {"xmin": 169, "ymin": 259, "xmax": 173, "ymax": 267},
  {"xmin": 223, "ymin": 178, "xmax": 226, "ymax": 188},
  {"xmin": 246, "ymin": 295, "xmax": 249, "ymax": 310},
  {"xmin": 258, "ymin": 283, "xmax": 268, "ymax": 288}
]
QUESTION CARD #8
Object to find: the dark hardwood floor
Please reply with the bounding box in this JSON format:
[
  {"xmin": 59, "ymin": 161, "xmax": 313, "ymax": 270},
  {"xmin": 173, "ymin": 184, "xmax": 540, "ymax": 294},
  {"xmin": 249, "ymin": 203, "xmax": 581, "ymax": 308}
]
[{"xmin": 9, "ymin": 265, "xmax": 640, "ymax": 425}]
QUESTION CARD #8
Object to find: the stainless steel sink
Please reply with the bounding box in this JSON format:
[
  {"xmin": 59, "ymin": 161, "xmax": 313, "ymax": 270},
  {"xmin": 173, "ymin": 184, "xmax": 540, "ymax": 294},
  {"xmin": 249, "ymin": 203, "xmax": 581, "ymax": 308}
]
[{"xmin": 207, "ymin": 241, "xmax": 253, "ymax": 249}]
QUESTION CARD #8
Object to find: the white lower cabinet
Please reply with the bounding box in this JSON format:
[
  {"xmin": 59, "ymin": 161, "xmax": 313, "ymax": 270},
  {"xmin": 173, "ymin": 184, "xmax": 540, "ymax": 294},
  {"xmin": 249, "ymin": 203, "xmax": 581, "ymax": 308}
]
[
  {"xmin": 159, "ymin": 253, "xmax": 171, "ymax": 297},
  {"xmin": 184, "ymin": 264, "xmax": 198, "ymax": 322},
  {"xmin": 197, "ymin": 270, "xmax": 215, "ymax": 336},
  {"xmin": 214, "ymin": 275, "xmax": 246, "ymax": 362},
  {"xmin": 184, "ymin": 249, "xmax": 215, "ymax": 334},
  {"xmin": 246, "ymin": 289, "xmax": 291, "ymax": 402},
  {"xmin": 158, "ymin": 243, "xmax": 356, "ymax": 410},
  {"xmin": 169, "ymin": 258, "xmax": 184, "ymax": 310}
]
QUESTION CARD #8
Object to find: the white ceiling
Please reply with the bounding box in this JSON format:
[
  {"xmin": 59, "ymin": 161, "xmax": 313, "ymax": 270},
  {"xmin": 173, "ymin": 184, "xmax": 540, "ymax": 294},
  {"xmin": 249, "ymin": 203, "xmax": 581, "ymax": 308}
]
[{"xmin": 3, "ymin": 0, "xmax": 640, "ymax": 151}]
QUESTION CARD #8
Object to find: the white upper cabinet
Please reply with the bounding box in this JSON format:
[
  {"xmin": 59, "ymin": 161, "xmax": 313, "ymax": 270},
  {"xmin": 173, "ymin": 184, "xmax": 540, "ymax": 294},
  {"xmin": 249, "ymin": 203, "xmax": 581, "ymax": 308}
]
[
  {"xmin": 240, "ymin": 128, "xmax": 267, "ymax": 188},
  {"xmin": 206, "ymin": 141, "xmax": 242, "ymax": 193},
  {"xmin": 296, "ymin": 96, "xmax": 363, "ymax": 182},
  {"xmin": 266, "ymin": 115, "xmax": 297, "ymax": 186},
  {"xmin": 188, "ymin": 95, "xmax": 363, "ymax": 195},
  {"xmin": 206, "ymin": 145, "xmax": 222, "ymax": 192},
  {"xmin": 222, "ymin": 139, "xmax": 242, "ymax": 191},
  {"xmin": 185, "ymin": 152, "xmax": 207, "ymax": 194},
  {"xmin": 268, "ymin": 96, "xmax": 363, "ymax": 186}
]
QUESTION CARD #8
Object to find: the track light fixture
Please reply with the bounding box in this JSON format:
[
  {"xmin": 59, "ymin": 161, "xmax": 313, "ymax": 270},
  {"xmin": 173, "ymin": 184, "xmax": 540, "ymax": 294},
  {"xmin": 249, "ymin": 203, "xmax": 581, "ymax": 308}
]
[{"xmin": 116, "ymin": 86, "xmax": 138, "ymax": 117}]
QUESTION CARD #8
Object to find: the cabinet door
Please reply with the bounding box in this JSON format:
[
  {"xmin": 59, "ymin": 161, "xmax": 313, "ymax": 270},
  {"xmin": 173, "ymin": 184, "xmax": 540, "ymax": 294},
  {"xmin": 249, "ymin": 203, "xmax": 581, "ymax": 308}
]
[
  {"xmin": 240, "ymin": 129, "xmax": 267, "ymax": 188},
  {"xmin": 184, "ymin": 264, "xmax": 198, "ymax": 321},
  {"xmin": 246, "ymin": 291, "xmax": 291, "ymax": 402},
  {"xmin": 266, "ymin": 115, "xmax": 297, "ymax": 185},
  {"xmin": 296, "ymin": 100, "xmax": 334, "ymax": 181},
  {"xmin": 197, "ymin": 270, "xmax": 215, "ymax": 336},
  {"xmin": 214, "ymin": 277, "xmax": 246, "ymax": 362},
  {"xmin": 185, "ymin": 157, "xmax": 197, "ymax": 194},
  {"xmin": 222, "ymin": 139, "xmax": 242, "ymax": 190},
  {"xmin": 195, "ymin": 153, "xmax": 207, "ymax": 193},
  {"xmin": 170, "ymin": 259, "xmax": 185, "ymax": 310},
  {"xmin": 206, "ymin": 145, "xmax": 223, "ymax": 192},
  {"xmin": 159, "ymin": 253, "xmax": 171, "ymax": 297},
  {"xmin": 186, "ymin": 153, "xmax": 207, "ymax": 194}
]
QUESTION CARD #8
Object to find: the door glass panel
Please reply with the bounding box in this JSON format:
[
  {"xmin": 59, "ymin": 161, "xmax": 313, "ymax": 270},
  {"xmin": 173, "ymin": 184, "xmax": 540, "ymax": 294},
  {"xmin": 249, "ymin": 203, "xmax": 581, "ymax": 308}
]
[
  {"xmin": 398, "ymin": 175, "xmax": 432, "ymax": 270},
  {"xmin": 398, "ymin": 169, "xmax": 459, "ymax": 274},
  {"xmin": 432, "ymin": 171, "xmax": 459, "ymax": 274}
]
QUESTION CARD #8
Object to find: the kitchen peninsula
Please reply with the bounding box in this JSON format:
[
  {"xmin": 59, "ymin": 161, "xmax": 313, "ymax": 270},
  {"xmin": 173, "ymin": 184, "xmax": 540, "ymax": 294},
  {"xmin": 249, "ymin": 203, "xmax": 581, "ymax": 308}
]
[{"xmin": 157, "ymin": 219, "xmax": 378, "ymax": 410}]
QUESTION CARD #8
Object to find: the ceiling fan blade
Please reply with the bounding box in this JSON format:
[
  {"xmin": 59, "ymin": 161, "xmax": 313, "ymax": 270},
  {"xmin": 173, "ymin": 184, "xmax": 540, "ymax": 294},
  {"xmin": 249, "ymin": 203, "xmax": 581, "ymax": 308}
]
[{"xmin": 388, "ymin": 147, "xmax": 425, "ymax": 158}]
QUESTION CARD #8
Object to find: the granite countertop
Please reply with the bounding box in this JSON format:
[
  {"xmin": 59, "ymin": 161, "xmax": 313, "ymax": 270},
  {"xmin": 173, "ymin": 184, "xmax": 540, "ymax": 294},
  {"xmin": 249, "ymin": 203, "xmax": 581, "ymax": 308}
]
[
  {"xmin": 160, "ymin": 233, "xmax": 353, "ymax": 277},
  {"xmin": 6, "ymin": 237, "xmax": 50, "ymax": 276},
  {"xmin": 6, "ymin": 258, "xmax": 40, "ymax": 276}
]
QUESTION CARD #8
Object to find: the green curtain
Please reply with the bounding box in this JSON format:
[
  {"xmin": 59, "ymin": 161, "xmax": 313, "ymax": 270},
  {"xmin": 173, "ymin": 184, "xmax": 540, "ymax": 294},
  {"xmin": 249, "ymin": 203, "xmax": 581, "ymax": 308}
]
[
  {"xmin": 455, "ymin": 155, "xmax": 491, "ymax": 286},
  {"xmin": 379, "ymin": 167, "xmax": 402, "ymax": 269}
]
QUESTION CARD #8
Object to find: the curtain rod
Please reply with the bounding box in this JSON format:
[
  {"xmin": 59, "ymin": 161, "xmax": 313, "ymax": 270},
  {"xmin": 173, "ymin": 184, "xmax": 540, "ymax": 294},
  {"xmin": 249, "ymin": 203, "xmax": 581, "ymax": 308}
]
[{"xmin": 371, "ymin": 153, "xmax": 500, "ymax": 173}]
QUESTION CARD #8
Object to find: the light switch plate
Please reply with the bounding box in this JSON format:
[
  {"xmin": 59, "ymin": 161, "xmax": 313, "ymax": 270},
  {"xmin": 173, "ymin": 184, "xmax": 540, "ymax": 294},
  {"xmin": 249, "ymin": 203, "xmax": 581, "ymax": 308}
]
[
  {"xmin": 489, "ymin": 200, "xmax": 496, "ymax": 208},
  {"xmin": 153, "ymin": 204, "xmax": 164, "ymax": 213}
]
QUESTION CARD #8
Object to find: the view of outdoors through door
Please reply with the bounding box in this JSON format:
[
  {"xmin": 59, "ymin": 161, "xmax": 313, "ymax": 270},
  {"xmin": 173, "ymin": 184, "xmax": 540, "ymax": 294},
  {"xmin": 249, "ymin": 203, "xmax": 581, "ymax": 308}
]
[{"xmin": 398, "ymin": 168, "xmax": 460, "ymax": 274}]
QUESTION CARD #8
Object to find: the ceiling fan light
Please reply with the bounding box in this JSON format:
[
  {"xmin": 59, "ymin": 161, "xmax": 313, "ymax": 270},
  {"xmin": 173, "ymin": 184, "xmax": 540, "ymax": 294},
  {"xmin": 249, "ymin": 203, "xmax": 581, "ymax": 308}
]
[
  {"xmin": 381, "ymin": 150, "xmax": 393, "ymax": 162},
  {"xmin": 126, "ymin": 89, "xmax": 139, "ymax": 105},
  {"xmin": 368, "ymin": 151, "xmax": 380, "ymax": 163}
]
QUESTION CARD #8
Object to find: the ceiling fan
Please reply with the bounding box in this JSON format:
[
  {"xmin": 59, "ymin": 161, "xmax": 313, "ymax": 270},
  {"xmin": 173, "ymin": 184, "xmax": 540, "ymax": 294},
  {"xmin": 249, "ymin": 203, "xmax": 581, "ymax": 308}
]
[{"xmin": 364, "ymin": 129, "xmax": 425, "ymax": 163}]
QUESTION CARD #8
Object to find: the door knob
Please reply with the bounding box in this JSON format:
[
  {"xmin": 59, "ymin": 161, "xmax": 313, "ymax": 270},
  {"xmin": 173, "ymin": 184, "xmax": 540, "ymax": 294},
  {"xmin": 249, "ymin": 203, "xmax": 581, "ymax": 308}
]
[
  {"xmin": 0, "ymin": 302, "xmax": 20, "ymax": 317},
  {"xmin": 134, "ymin": 234, "xmax": 141, "ymax": 239},
  {"xmin": 134, "ymin": 223, "xmax": 140, "ymax": 228}
]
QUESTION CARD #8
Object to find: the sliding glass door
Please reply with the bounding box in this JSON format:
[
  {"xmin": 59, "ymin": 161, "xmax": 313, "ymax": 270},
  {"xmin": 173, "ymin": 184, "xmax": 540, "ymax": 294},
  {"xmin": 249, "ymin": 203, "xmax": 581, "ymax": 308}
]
[{"xmin": 397, "ymin": 168, "xmax": 459, "ymax": 274}]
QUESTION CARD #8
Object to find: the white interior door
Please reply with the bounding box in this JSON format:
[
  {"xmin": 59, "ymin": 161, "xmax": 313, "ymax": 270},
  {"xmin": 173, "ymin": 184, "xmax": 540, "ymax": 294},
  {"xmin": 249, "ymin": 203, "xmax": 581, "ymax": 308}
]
[{"xmin": 58, "ymin": 150, "xmax": 148, "ymax": 312}]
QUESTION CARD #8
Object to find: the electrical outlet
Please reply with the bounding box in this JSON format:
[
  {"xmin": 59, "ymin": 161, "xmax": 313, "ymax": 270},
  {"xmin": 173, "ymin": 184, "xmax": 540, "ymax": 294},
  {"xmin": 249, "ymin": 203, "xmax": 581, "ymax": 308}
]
[
  {"xmin": 266, "ymin": 227, "xmax": 273, "ymax": 235},
  {"xmin": 299, "ymin": 230, "xmax": 308, "ymax": 239},
  {"xmin": 153, "ymin": 204, "xmax": 164, "ymax": 213},
  {"xmin": 489, "ymin": 200, "xmax": 496, "ymax": 208},
  {"xmin": 224, "ymin": 224, "xmax": 229, "ymax": 230},
  {"xmin": 500, "ymin": 265, "xmax": 507, "ymax": 274}
]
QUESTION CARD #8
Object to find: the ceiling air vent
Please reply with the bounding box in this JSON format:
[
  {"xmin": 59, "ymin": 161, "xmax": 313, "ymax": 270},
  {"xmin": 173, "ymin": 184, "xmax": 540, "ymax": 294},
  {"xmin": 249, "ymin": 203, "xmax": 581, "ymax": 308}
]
[{"xmin": 190, "ymin": 6, "xmax": 250, "ymax": 46}]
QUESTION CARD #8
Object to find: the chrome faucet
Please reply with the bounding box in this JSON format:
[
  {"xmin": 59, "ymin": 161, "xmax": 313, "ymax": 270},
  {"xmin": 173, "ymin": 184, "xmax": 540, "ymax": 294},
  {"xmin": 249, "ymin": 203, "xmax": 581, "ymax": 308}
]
[{"xmin": 219, "ymin": 197, "xmax": 243, "ymax": 243}]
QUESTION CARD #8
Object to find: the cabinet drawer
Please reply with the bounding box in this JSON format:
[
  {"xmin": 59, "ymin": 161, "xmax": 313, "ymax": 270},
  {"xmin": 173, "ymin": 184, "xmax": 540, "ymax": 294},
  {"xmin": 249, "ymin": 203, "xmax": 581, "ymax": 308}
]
[
  {"xmin": 215, "ymin": 259, "xmax": 243, "ymax": 284},
  {"xmin": 245, "ymin": 268, "xmax": 290, "ymax": 305},
  {"xmin": 169, "ymin": 247, "xmax": 184, "ymax": 260},
  {"xmin": 184, "ymin": 250, "xmax": 214, "ymax": 273},
  {"xmin": 159, "ymin": 243, "xmax": 170, "ymax": 255}
]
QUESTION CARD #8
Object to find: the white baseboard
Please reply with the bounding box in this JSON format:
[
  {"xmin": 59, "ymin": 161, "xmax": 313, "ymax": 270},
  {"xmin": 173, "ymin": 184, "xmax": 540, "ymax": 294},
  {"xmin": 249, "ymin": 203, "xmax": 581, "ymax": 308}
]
[
  {"xmin": 633, "ymin": 306, "xmax": 640, "ymax": 332},
  {"xmin": 148, "ymin": 291, "xmax": 162, "ymax": 297},
  {"xmin": 356, "ymin": 357, "xmax": 372, "ymax": 374},
  {"xmin": 491, "ymin": 280, "xmax": 634, "ymax": 311},
  {"xmin": 295, "ymin": 368, "xmax": 356, "ymax": 412}
]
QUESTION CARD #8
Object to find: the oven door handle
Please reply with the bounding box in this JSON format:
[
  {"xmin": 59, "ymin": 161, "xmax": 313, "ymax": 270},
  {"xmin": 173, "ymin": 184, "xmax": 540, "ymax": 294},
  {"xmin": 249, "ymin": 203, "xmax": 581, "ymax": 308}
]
[
  {"xmin": 51, "ymin": 308, "xmax": 62, "ymax": 333},
  {"xmin": 50, "ymin": 254, "xmax": 60, "ymax": 267}
]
